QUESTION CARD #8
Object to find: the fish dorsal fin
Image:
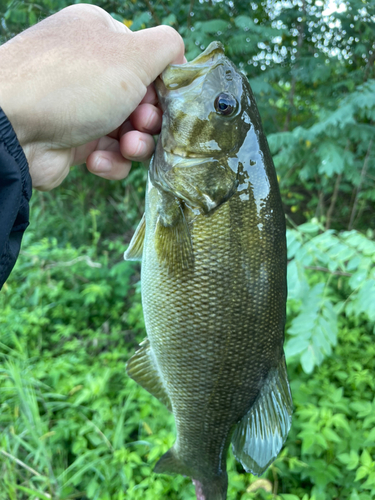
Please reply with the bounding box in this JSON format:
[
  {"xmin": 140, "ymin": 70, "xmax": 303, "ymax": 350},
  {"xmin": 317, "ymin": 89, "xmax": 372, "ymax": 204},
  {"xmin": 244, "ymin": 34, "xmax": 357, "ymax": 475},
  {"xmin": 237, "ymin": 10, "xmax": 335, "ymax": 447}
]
[
  {"xmin": 126, "ymin": 338, "xmax": 172, "ymax": 411},
  {"xmin": 124, "ymin": 214, "xmax": 146, "ymax": 261},
  {"xmin": 154, "ymin": 208, "xmax": 194, "ymax": 273},
  {"xmin": 231, "ymin": 356, "xmax": 293, "ymax": 476}
]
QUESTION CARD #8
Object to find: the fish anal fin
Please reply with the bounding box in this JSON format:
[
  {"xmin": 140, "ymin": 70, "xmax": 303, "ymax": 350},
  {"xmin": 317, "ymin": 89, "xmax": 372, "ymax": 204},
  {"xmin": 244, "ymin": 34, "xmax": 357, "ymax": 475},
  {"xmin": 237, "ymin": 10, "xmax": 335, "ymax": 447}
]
[
  {"xmin": 154, "ymin": 210, "xmax": 194, "ymax": 274},
  {"xmin": 231, "ymin": 356, "xmax": 293, "ymax": 476},
  {"xmin": 126, "ymin": 338, "xmax": 171, "ymax": 411},
  {"xmin": 124, "ymin": 214, "xmax": 145, "ymax": 261}
]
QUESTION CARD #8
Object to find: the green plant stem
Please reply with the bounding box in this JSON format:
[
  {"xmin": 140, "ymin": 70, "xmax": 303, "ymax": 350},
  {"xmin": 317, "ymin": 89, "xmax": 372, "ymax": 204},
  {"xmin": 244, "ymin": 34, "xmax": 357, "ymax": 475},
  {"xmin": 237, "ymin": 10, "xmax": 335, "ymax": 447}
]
[{"xmin": 0, "ymin": 449, "xmax": 42, "ymax": 477}]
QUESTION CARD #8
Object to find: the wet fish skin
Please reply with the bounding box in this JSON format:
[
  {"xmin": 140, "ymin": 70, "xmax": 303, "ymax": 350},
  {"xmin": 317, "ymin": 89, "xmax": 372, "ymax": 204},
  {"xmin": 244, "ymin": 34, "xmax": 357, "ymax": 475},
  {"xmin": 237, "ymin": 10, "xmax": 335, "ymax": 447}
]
[{"xmin": 125, "ymin": 42, "xmax": 292, "ymax": 500}]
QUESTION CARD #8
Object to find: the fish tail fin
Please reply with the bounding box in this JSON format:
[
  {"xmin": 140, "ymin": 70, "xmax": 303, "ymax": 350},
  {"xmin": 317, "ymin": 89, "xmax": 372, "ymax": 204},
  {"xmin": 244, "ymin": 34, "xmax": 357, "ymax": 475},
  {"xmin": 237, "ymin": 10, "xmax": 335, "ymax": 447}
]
[
  {"xmin": 155, "ymin": 449, "xmax": 228, "ymax": 500},
  {"xmin": 192, "ymin": 475, "xmax": 228, "ymax": 500}
]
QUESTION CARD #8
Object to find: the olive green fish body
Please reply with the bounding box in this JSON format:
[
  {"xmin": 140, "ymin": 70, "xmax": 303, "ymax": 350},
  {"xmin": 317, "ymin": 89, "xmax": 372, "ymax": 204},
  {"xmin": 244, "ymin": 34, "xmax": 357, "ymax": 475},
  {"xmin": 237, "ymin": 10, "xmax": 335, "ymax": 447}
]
[{"xmin": 125, "ymin": 42, "xmax": 292, "ymax": 500}]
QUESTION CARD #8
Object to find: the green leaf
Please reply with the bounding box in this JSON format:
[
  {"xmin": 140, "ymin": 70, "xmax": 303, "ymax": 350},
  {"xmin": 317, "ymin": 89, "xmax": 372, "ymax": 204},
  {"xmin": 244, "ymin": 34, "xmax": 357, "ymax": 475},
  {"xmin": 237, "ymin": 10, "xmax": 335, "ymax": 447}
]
[
  {"xmin": 364, "ymin": 428, "xmax": 375, "ymax": 445},
  {"xmin": 195, "ymin": 19, "xmax": 228, "ymax": 34},
  {"xmin": 301, "ymin": 347, "xmax": 315, "ymax": 374},
  {"xmin": 361, "ymin": 450, "xmax": 373, "ymax": 468},
  {"xmin": 317, "ymin": 142, "xmax": 345, "ymax": 176},
  {"xmin": 14, "ymin": 486, "xmax": 51, "ymax": 500},
  {"xmin": 338, "ymin": 453, "xmax": 350, "ymax": 465},
  {"xmin": 322, "ymin": 427, "xmax": 341, "ymax": 443},
  {"xmin": 347, "ymin": 451, "xmax": 360, "ymax": 471},
  {"xmin": 298, "ymin": 222, "xmax": 321, "ymax": 234},
  {"xmin": 355, "ymin": 466, "xmax": 369, "ymax": 482}
]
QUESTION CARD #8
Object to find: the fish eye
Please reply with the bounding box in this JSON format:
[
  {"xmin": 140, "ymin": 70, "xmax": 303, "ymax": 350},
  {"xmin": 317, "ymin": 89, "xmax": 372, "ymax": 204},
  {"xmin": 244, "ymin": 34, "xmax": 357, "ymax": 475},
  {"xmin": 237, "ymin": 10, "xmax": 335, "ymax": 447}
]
[{"xmin": 214, "ymin": 93, "xmax": 237, "ymax": 116}]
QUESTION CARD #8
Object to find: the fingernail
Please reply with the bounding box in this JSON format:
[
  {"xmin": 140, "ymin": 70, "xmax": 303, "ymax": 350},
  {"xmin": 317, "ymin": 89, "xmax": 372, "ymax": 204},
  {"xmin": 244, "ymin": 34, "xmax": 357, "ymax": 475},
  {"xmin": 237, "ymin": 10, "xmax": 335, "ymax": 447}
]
[
  {"xmin": 94, "ymin": 157, "xmax": 111, "ymax": 173},
  {"xmin": 135, "ymin": 138, "xmax": 147, "ymax": 157}
]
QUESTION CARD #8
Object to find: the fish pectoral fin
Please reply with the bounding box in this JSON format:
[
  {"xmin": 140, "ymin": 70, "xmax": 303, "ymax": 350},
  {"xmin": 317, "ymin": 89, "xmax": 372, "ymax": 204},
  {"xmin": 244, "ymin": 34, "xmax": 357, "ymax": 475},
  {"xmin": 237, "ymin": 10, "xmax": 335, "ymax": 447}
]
[
  {"xmin": 126, "ymin": 338, "xmax": 172, "ymax": 411},
  {"xmin": 154, "ymin": 209, "xmax": 194, "ymax": 273},
  {"xmin": 231, "ymin": 356, "xmax": 293, "ymax": 476},
  {"xmin": 124, "ymin": 214, "xmax": 146, "ymax": 261}
]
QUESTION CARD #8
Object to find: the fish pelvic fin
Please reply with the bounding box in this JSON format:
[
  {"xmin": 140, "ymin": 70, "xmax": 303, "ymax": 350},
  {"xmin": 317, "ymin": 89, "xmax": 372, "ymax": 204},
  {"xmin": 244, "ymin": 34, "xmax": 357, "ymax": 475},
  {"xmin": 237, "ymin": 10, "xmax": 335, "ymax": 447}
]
[
  {"xmin": 154, "ymin": 207, "xmax": 194, "ymax": 274},
  {"xmin": 126, "ymin": 338, "xmax": 172, "ymax": 411},
  {"xmin": 124, "ymin": 213, "xmax": 145, "ymax": 261},
  {"xmin": 155, "ymin": 449, "xmax": 227, "ymax": 500},
  {"xmin": 231, "ymin": 355, "xmax": 293, "ymax": 476}
]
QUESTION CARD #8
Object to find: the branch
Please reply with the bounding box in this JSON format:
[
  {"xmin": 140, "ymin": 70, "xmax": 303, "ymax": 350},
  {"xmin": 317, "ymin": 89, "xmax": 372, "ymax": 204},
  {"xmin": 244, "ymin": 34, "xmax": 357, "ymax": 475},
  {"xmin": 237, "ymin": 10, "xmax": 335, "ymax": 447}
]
[
  {"xmin": 325, "ymin": 173, "xmax": 342, "ymax": 230},
  {"xmin": 304, "ymin": 266, "xmax": 352, "ymax": 277},
  {"xmin": 187, "ymin": 0, "xmax": 195, "ymax": 28},
  {"xmin": 348, "ymin": 138, "xmax": 373, "ymax": 230},
  {"xmin": 143, "ymin": 0, "xmax": 161, "ymax": 25},
  {"xmin": 364, "ymin": 42, "xmax": 375, "ymax": 82}
]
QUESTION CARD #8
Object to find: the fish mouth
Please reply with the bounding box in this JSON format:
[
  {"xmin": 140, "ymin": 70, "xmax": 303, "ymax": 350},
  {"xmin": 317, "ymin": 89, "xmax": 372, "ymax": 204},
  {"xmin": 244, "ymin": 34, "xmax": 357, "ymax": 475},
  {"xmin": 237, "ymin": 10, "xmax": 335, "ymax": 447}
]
[
  {"xmin": 156, "ymin": 41, "xmax": 226, "ymax": 108},
  {"xmin": 163, "ymin": 147, "xmax": 210, "ymax": 160}
]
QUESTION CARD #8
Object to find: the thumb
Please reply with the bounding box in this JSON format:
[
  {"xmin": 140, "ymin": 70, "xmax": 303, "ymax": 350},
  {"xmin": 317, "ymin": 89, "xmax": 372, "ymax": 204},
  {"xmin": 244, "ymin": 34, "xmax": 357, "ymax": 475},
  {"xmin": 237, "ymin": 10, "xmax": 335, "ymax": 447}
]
[{"xmin": 131, "ymin": 25, "xmax": 186, "ymax": 86}]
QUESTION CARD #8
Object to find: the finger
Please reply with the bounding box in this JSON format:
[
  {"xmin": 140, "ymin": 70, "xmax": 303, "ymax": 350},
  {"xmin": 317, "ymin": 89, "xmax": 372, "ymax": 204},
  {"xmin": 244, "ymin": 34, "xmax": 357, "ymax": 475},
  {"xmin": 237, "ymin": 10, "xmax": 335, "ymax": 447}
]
[
  {"xmin": 132, "ymin": 25, "xmax": 185, "ymax": 85},
  {"xmin": 120, "ymin": 130, "xmax": 156, "ymax": 161},
  {"xmin": 73, "ymin": 135, "xmax": 121, "ymax": 165},
  {"xmin": 130, "ymin": 103, "xmax": 162, "ymax": 135},
  {"xmin": 140, "ymin": 84, "xmax": 158, "ymax": 105},
  {"xmin": 87, "ymin": 150, "xmax": 132, "ymax": 180},
  {"xmin": 108, "ymin": 119, "xmax": 134, "ymax": 140}
]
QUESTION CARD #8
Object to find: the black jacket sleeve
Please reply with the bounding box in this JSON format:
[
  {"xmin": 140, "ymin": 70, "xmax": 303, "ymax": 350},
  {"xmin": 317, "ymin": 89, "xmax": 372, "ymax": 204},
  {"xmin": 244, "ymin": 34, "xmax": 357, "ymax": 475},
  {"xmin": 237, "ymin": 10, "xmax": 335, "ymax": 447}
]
[{"xmin": 0, "ymin": 108, "xmax": 32, "ymax": 289}]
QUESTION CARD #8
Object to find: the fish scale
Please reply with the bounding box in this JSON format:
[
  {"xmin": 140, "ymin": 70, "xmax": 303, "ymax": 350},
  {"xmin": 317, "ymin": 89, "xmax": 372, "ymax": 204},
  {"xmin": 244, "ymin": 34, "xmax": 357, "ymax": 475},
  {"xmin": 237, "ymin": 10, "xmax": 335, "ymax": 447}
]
[{"xmin": 125, "ymin": 41, "xmax": 293, "ymax": 500}]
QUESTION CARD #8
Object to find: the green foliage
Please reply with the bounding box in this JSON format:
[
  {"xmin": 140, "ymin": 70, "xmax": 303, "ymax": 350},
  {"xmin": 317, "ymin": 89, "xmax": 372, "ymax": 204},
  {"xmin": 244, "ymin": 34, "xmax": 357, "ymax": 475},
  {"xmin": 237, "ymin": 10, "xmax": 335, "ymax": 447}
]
[
  {"xmin": 1, "ymin": 232, "xmax": 375, "ymax": 500},
  {"xmin": 286, "ymin": 219, "xmax": 375, "ymax": 373}
]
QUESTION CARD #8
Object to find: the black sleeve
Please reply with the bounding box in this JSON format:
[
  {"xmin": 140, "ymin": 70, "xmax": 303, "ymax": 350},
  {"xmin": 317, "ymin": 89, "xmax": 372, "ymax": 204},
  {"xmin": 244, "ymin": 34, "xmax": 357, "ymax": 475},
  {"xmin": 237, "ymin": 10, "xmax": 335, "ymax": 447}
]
[{"xmin": 0, "ymin": 107, "xmax": 32, "ymax": 289}]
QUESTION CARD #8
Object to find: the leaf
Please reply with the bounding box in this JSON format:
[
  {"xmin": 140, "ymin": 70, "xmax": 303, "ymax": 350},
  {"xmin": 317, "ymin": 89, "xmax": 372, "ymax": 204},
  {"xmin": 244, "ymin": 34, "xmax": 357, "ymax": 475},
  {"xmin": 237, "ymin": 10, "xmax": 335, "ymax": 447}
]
[
  {"xmin": 317, "ymin": 142, "xmax": 345, "ymax": 177},
  {"xmin": 349, "ymin": 270, "xmax": 368, "ymax": 289},
  {"xmin": 322, "ymin": 427, "xmax": 341, "ymax": 443},
  {"xmin": 353, "ymin": 280, "xmax": 375, "ymax": 321},
  {"xmin": 285, "ymin": 337, "xmax": 310, "ymax": 359},
  {"xmin": 298, "ymin": 222, "xmax": 321, "ymax": 234},
  {"xmin": 301, "ymin": 347, "xmax": 315, "ymax": 374},
  {"xmin": 364, "ymin": 428, "xmax": 375, "ymax": 446},
  {"xmin": 355, "ymin": 465, "xmax": 369, "ymax": 482},
  {"xmin": 130, "ymin": 12, "xmax": 151, "ymax": 31},
  {"xmin": 338, "ymin": 453, "xmax": 350, "ymax": 465},
  {"xmin": 361, "ymin": 450, "xmax": 373, "ymax": 468},
  {"xmin": 194, "ymin": 19, "xmax": 228, "ymax": 34},
  {"xmin": 161, "ymin": 13, "xmax": 177, "ymax": 26},
  {"xmin": 347, "ymin": 451, "xmax": 360, "ymax": 471},
  {"xmin": 14, "ymin": 486, "xmax": 51, "ymax": 500},
  {"xmin": 287, "ymin": 260, "xmax": 309, "ymax": 301}
]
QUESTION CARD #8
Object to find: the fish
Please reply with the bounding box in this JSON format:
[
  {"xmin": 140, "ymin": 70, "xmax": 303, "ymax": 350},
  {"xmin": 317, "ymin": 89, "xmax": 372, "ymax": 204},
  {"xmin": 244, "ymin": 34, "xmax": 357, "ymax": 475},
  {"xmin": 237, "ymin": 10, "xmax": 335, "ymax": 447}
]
[{"xmin": 124, "ymin": 41, "xmax": 293, "ymax": 500}]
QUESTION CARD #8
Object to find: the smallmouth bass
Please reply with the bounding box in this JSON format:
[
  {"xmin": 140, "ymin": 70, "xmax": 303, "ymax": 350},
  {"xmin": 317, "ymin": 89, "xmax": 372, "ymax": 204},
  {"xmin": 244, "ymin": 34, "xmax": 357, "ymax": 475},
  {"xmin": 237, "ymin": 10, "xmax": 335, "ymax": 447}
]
[{"xmin": 125, "ymin": 41, "xmax": 292, "ymax": 500}]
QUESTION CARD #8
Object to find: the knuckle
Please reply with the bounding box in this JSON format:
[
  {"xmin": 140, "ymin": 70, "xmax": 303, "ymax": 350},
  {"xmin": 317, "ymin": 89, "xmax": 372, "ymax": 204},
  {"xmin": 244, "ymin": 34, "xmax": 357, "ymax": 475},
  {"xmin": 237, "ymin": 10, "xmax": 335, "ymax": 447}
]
[
  {"xmin": 62, "ymin": 4, "xmax": 106, "ymax": 20},
  {"xmin": 158, "ymin": 25, "xmax": 184, "ymax": 53}
]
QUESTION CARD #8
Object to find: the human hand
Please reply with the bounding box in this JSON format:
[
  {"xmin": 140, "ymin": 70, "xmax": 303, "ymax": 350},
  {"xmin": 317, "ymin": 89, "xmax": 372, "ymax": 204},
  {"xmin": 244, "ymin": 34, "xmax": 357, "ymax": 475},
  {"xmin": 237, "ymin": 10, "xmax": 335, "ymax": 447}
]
[{"xmin": 0, "ymin": 4, "xmax": 185, "ymax": 190}]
